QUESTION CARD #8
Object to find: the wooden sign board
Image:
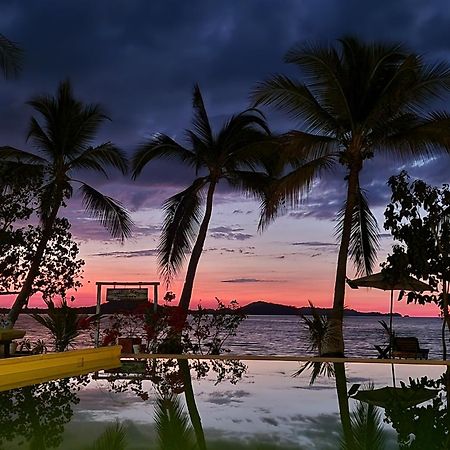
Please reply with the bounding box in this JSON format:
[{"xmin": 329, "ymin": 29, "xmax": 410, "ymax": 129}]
[{"xmin": 106, "ymin": 288, "xmax": 148, "ymax": 302}]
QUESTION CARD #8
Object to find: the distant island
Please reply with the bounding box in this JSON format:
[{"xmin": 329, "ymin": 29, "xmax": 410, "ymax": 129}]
[
  {"xmin": 0, "ymin": 299, "xmax": 401, "ymax": 317},
  {"xmin": 238, "ymin": 301, "xmax": 401, "ymax": 317}
]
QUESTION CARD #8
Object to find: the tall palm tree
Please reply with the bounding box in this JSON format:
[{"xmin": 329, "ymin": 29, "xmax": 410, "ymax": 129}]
[
  {"xmin": 0, "ymin": 80, "xmax": 133, "ymax": 325},
  {"xmin": 252, "ymin": 36, "xmax": 450, "ymax": 355},
  {"xmin": 0, "ymin": 33, "xmax": 23, "ymax": 79},
  {"xmin": 132, "ymin": 84, "xmax": 270, "ymax": 314}
]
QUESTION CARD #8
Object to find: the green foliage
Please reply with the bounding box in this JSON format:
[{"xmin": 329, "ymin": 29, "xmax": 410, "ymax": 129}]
[
  {"xmin": 155, "ymin": 393, "xmax": 197, "ymax": 450},
  {"xmin": 85, "ymin": 421, "xmax": 127, "ymax": 450},
  {"xmin": 31, "ymin": 298, "xmax": 98, "ymax": 352},
  {"xmin": 382, "ymin": 371, "xmax": 450, "ymax": 449},
  {"xmin": 0, "ymin": 377, "xmax": 81, "ymax": 449},
  {"xmin": 103, "ymin": 299, "xmax": 247, "ymax": 396},
  {"xmin": 0, "ymin": 217, "xmax": 84, "ymax": 300},
  {"xmin": 341, "ymin": 400, "xmax": 386, "ymax": 450},
  {"xmin": 294, "ymin": 302, "xmax": 334, "ymax": 384},
  {"xmin": 384, "ymin": 171, "xmax": 450, "ymax": 307}
]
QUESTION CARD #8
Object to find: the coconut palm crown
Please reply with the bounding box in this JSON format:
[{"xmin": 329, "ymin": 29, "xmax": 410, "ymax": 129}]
[
  {"xmin": 252, "ymin": 36, "xmax": 450, "ymax": 354},
  {"xmin": 132, "ymin": 84, "xmax": 270, "ymax": 311},
  {"xmin": 0, "ymin": 80, "xmax": 133, "ymax": 324}
]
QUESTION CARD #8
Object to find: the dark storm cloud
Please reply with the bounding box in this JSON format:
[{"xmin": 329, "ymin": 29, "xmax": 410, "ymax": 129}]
[{"xmin": 2, "ymin": 0, "xmax": 450, "ymax": 223}]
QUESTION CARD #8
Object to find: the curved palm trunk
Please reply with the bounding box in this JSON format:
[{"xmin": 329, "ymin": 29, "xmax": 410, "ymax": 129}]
[
  {"xmin": 7, "ymin": 203, "xmax": 60, "ymax": 326},
  {"xmin": 178, "ymin": 180, "xmax": 217, "ymax": 313},
  {"xmin": 324, "ymin": 166, "xmax": 361, "ymax": 356}
]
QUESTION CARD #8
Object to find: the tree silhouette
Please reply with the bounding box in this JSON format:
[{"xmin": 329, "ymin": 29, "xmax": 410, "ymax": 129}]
[
  {"xmin": 252, "ymin": 36, "xmax": 450, "ymax": 354},
  {"xmin": 0, "ymin": 80, "xmax": 133, "ymax": 324}
]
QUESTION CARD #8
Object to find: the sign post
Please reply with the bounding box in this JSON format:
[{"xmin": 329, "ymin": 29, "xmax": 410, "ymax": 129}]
[{"xmin": 94, "ymin": 281, "xmax": 160, "ymax": 347}]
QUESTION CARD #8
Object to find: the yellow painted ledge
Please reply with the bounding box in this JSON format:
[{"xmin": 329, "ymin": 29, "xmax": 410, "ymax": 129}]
[{"xmin": 0, "ymin": 346, "xmax": 121, "ymax": 392}]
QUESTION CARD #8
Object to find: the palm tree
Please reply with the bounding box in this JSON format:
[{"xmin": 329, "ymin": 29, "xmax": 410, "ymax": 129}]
[
  {"xmin": 252, "ymin": 36, "xmax": 450, "ymax": 355},
  {"xmin": 132, "ymin": 84, "xmax": 270, "ymax": 315},
  {"xmin": 0, "ymin": 33, "xmax": 23, "ymax": 78},
  {"xmin": 0, "ymin": 80, "xmax": 133, "ymax": 325}
]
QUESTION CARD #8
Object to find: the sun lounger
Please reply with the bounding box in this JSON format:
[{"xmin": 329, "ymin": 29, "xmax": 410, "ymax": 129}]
[{"xmin": 392, "ymin": 337, "xmax": 429, "ymax": 360}]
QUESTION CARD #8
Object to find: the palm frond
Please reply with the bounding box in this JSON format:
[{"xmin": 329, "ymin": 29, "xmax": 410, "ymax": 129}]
[
  {"xmin": 341, "ymin": 400, "xmax": 386, "ymax": 450},
  {"xmin": 293, "ymin": 301, "xmax": 335, "ymax": 384},
  {"xmin": 216, "ymin": 110, "xmax": 271, "ymax": 170},
  {"xmin": 300, "ymin": 301, "xmax": 329, "ymax": 354},
  {"xmin": 27, "ymin": 80, "xmax": 110, "ymax": 160},
  {"xmin": 379, "ymin": 111, "xmax": 450, "ymax": 159},
  {"xmin": 258, "ymin": 151, "xmax": 336, "ymax": 230},
  {"xmin": 68, "ymin": 143, "xmax": 128, "ymax": 176},
  {"xmin": 251, "ymin": 74, "xmax": 338, "ymax": 133},
  {"xmin": 158, "ymin": 178, "xmax": 207, "ymax": 285},
  {"xmin": 79, "ymin": 183, "xmax": 133, "ymax": 241},
  {"xmin": 293, "ymin": 361, "xmax": 335, "ymax": 386},
  {"xmin": 86, "ymin": 421, "xmax": 127, "ymax": 450},
  {"xmin": 336, "ymin": 187, "xmax": 380, "ymax": 276},
  {"xmin": 154, "ymin": 393, "xmax": 197, "ymax": 450},
  {"xmin": 132, "ymin": 134, "xmax": 196, "ymax": 179},
  {"xmin": 191, "ymin": 84, "xmax": 213, "ymax": 147},
  {"xmin": 285, "ymin": 40, "xmax": 355, "ymax": 130},
  {"xmin": 0, "ymin": 33, "xmax": 23, "ymax": 78},
  {"xmin": 0, "ymin": 146, "xmax": 48, "ymax": 165}
]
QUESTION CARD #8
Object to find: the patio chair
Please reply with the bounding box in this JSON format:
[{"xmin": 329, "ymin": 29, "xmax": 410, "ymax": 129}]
[{"xmin": 392, "ymin": 337, "xmax": 429, "ymax": 360}]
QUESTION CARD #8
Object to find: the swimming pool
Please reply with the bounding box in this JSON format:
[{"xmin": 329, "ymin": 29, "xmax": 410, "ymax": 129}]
[{"xmin": 0, "ymin": 357, "xmax": 447, "ymax": 449}]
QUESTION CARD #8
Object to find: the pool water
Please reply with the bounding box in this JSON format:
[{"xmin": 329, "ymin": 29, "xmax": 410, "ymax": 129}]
[{"xmin": 0, "ymin": 359, "xmax": 448, "ymax": 449}]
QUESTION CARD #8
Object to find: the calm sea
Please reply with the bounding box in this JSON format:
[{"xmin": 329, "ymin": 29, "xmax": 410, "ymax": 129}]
[{"xmin": 14, "ymin": 314, "xmax": 445, "ymax": 359}]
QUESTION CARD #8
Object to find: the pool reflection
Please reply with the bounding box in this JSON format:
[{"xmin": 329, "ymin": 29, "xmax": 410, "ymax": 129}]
[{"xmin": 0, "ymin": 360, "xmax": 449, "ymax": 449}]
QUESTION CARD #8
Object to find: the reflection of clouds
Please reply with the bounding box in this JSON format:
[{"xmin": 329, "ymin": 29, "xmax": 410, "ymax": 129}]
[
  {"xmin": 205, "ymin": 390, "xmax": 251, "ymax": 405},
  {"xmin": 261, "ymin": 417, "xmax": 279, "ymax": 426}
]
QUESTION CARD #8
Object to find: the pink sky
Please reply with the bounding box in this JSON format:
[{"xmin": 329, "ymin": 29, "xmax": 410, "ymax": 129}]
[{"xmin": 1, "ymin": 196, "xmax": 441, "ymax": 318}]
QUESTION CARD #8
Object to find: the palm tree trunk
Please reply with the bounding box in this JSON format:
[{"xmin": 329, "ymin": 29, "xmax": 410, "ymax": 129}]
[
  {"xmin": 178, "ymin": 180, "xmax": 217, "ymax": 312},
  {"xmin": 179, "ymin": 358, "xmax": 207, "ymax": 450},
  {"xmin": 324, "ymin": 166, "xmax": 360, "ymax": 356},
  {"xmin": 7, "ymin": 204, "xmax": 60, "ymax": 326},
  {"xmin": 334, "ymin": 362, "xmax": 356, "ymax": 449}
]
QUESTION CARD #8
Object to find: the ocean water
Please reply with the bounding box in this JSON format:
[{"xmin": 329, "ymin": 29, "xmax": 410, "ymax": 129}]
[{"xmin": 14, "ymin": 314, "xmax": 445, "ymax": 359}]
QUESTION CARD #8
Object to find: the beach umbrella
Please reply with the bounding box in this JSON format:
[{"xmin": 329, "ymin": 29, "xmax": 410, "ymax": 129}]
[
  {"xmin": 346, "ymin": 272, "xmax": 432, "ymax": 354},
  {"xmin": 353, "ymin": 386, "xmax": 439, "ymax": 409}
]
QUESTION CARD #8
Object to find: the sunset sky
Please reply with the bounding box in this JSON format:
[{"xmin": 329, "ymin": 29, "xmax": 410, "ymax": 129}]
[{"xmin": 1, "ymin": 0, "xmax": 450, "ymax": 316}]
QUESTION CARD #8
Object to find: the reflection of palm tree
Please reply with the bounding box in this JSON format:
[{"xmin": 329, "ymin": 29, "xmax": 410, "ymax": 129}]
[
  {"xmin": 178, "ymin": 358, "xmax": 206, "ymax": 450},
  {"xmin": 335, "ymin": 363, "xmax": 387, "ymax": 450},
  {"xmin": 155, "ymin": 392, "xmax": 198, "ymax": 450},
  {"xmin": 0, "ymin": 80, "xmax": 132, "ymax": 325},
  {"xmin": 84, "ymin": 422, "xmax": 127, "ymax": 450},
  {"xmin": 252, "ymin": 36, "xmax": 450, "ymax": 355},
  {"xmin": 132, "ymin": 85, "xmax": 269, "ymax": 314}
]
